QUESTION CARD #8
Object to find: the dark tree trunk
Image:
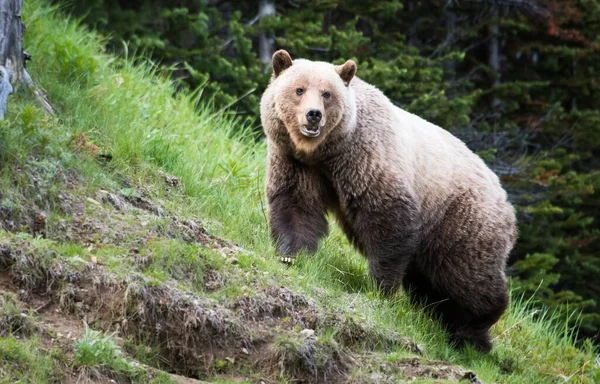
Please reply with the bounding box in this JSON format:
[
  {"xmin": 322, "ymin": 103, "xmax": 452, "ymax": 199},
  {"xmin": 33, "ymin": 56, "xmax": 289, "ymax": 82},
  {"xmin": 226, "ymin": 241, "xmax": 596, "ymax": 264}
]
[
  {"xmin": 489, "ymin": 8, "xmax": 501, "ymax": 109},
  {"xmin": 443, "ymin": 11, "xmax": 457, "ymax": 74},
  {"xmin": 0, "ymin": 0, "xmax": 24, "ymax": 119},
  {"xmin": 408, "ymin": 0, "xmax": 418, "ymax": 47}
]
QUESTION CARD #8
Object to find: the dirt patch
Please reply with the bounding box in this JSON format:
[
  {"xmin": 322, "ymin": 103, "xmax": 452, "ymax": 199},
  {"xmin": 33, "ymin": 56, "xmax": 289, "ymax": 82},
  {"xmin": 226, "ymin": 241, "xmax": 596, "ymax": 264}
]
[
  {"xmin": 123, "ymin": 280, "xmax": 250, "ymax": 374},
  {"xmin": 0, "ymin": 270, "xmax": 18, "ymax": 291},
  {"xmin": 203, "ymin": 267, "xmax": 225, "ymax": 291},
  {"xmin": 350, "ymin": 354, "xmax": 482, "ymax": 383},
  {"xmin": 123, "ymin": 194, "xmax": 166, "ymax": 217},
  {"xmin": 321, "ymin": 313, "xmax": 423, "ymax": 355},
  {"xmin": 31, "ymin": 301, "xmax": 212, "ymax": 384},
  {"xmin": 97, "ymin": 190, "xmax": 128, "ymax": 212},
  {"xmin": 0, "ymin": 161, "xmax": 81, "ymax": 236},
  {"xmin": 6, "ymin": 263, "xmax": 249, "ymax": 378},
  {"xmin": 263, "ymin": 329, "xmax": 352, "ymax": 384},
  {"xmin": 158, "ymin": 170, "xmax": 181, "ymax": 190},
  {"xmin": 231, "ymin": 285, "xmax": 320, "ymax": 330},
  {"xmin": 40, "ymin": 304, "xmax": 85, "ymax": 346}
]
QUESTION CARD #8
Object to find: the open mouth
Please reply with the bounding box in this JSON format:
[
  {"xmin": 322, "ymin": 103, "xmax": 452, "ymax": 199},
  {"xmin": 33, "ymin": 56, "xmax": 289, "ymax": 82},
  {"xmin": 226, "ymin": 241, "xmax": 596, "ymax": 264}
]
[{"xmin": 301, "ymin": 124, "xmax": 321, "ymax": 137}]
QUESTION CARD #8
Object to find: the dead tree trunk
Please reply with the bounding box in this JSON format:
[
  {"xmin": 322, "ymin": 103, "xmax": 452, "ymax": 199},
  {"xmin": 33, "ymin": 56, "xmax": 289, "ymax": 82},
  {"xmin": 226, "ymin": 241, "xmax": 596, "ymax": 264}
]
[
  {"xmin": 258, "ymin": 0, "xmax": 275, "ymax": 64},
  {"xmin": 0, "ymin": 0, "xmax": 54, "ymax": 119},
  {"xmin": 0, "ymin": 0, "xmax": 24, "ymax": 119},
  {"xmin": 0, "ymin": 0, "xmax": 24, "ymax": 82}
]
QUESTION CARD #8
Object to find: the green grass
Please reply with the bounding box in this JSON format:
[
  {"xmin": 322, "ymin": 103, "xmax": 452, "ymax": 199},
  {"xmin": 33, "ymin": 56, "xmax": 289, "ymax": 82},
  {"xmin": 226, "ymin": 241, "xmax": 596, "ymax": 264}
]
[
  {"xmin": 72, "ymin": 325, "xmax": 176, "ymax": 383},
  {"xmin": 0, "ymin": 292, "xmax": 37, "ymax": 337},
  {"xmin": 0, "ymin": 336, "xmax": 63, "ymax": 383},
  {"xmin": 0, "ymin": 0, "xmax": 597, "ymax": 382}
]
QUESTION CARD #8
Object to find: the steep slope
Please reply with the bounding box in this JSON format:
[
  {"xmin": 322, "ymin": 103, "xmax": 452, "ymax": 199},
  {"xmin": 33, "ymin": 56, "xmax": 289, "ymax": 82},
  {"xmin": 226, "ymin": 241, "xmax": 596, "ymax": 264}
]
[{"xmin": 0, "ymin": 1, "xmax": 598, "ymax": 383}]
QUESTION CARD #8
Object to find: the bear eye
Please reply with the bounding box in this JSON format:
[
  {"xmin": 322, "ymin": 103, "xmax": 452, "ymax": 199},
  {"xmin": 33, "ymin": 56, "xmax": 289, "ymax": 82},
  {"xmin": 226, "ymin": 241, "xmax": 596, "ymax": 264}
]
[
  {"xmin": 296, "ymin": 88, "xmax": 304, "ymax": 96},
  {"xmin": 322, "ymin": 91, "xmax": 331, "ymax": 99}
]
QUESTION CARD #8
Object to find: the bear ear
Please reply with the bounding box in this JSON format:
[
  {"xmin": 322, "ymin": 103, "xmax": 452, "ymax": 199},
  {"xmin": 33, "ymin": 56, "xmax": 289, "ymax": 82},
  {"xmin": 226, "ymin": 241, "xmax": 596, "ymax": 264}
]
[
  {"xmin": 272, "ymin": 50, "xmax": 293, "ymax": 78},
  {"xmin": 336, "ymin": 60, "xmax": 357, "ymax": 86}
]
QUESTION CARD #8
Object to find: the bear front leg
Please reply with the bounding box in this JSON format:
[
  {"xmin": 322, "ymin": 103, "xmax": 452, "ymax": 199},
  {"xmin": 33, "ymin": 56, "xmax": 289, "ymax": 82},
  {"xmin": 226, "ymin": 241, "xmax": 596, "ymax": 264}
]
[{"xmin": 266, "ymin": 151, "xmax": 331, "ymax": 260}]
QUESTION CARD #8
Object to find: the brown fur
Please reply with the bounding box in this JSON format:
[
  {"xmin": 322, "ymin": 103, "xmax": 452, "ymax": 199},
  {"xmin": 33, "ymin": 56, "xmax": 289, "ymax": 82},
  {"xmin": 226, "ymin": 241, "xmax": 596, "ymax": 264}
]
[{"xmin": 260, "ymin": 50, "xmax": 517, "ymax": 352}]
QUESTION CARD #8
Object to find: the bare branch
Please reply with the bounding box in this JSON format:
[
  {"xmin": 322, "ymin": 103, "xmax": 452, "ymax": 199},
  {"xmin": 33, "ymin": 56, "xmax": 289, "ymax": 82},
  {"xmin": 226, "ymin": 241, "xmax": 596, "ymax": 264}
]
[
  {"xmin": 219, "ymin": 14, "xmax": 262, "ymax": 50},
  {"xmin": 22, "ymin": 69, "xmax": 56, "ymax": 116}
]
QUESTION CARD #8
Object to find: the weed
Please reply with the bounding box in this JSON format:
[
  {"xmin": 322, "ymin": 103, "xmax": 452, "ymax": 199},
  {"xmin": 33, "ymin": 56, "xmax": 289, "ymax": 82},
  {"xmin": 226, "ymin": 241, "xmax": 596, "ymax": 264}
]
[{"xmin": 74, "ymin": 324, "xmax": 135, "ymax": 378}]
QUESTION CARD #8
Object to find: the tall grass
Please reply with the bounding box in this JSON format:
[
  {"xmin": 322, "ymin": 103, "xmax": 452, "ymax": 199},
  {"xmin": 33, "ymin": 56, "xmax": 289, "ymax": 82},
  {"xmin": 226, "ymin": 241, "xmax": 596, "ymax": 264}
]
[{"xmin": 23, "ymin": 1, "xmax": 268, "ymax": 248}]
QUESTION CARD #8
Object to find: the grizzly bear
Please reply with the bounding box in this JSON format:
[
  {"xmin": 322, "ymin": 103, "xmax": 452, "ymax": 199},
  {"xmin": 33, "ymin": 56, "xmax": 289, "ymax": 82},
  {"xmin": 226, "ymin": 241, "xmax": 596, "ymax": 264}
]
[{"xmin": 260, "ymin": 50, "xmax": 517, "ymax": 352}]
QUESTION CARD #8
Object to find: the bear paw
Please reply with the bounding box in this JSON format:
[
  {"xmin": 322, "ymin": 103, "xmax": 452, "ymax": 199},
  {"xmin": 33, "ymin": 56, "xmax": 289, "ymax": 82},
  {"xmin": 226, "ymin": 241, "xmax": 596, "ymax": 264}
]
[{"xmin": 279, "ymin": 256, "xmax": 295, "ymax": 265}]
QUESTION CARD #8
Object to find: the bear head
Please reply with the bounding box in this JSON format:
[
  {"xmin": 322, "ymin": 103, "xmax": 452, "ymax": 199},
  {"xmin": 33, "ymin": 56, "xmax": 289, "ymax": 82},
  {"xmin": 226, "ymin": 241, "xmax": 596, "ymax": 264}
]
[{"xmin": 263, "ymin": 50, "xmax": 357, "ymax": 153}]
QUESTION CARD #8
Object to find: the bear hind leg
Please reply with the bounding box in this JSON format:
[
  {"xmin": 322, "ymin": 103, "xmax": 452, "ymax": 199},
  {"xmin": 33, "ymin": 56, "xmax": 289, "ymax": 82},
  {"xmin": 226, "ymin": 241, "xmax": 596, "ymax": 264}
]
[
  {"xmin": 402, "ymin": 263, "xmax": 447, "ymax": 309},
  {"xmin": 448, "ymin": 290, "xmax": 509, "ymax": 353},
  {"xmin": 404, "ymin": 263, "xmax": 509, "ymax": 353},
  {"xmin": 419, "ymin": 190, "xmax": 514, "ymax": 352}
]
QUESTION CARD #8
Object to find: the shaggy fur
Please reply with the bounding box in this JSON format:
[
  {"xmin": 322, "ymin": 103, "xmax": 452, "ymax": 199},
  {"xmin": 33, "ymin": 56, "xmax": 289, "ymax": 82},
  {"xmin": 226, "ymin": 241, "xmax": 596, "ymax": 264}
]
[{"xmin": 260, "ymin": 50, "xmax": 517, "ymax": 352}]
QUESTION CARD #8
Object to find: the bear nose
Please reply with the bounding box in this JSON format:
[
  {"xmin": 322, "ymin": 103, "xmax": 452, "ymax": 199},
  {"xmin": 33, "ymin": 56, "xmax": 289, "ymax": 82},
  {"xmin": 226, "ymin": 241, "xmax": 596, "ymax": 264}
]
[{"xmin": 306, "ymin": 109, "xmax": 322, "ymax": 125}]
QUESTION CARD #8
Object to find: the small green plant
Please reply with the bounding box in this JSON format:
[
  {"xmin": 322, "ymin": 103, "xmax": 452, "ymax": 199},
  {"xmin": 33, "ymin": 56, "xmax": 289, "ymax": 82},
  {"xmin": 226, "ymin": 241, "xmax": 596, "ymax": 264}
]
[
  {"xmin": 74, "ymin": 325, "xmax": 179, "ymax": 383},
  {"xmin": 74, "ymin": 324, "xmax": 135, "ymax": 377}
]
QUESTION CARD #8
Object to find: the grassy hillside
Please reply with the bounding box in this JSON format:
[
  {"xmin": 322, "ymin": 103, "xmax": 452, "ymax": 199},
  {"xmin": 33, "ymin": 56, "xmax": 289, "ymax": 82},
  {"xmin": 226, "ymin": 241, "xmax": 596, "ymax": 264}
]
[{"xmin": 0, "ymin": 1, "xmax": 598, "ymax": 383}]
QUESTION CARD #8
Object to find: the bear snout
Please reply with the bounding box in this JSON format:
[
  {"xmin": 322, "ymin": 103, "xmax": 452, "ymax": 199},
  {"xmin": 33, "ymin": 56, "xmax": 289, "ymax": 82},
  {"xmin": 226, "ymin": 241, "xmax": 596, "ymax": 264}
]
[{"xmin": 306, "ymin": 109, "xmax": 322, "ymax": 125}]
